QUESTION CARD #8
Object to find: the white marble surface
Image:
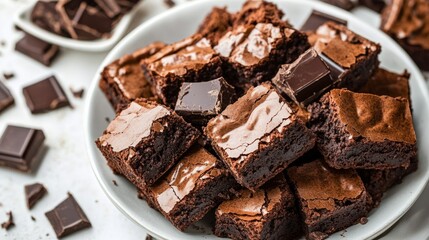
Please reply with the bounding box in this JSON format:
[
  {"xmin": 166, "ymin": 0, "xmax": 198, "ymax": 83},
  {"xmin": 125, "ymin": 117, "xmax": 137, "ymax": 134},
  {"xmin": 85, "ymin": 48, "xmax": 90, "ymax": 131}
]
[{"xmin": 0, "ymin": 0, "xmax": 428, "ymax": 239}]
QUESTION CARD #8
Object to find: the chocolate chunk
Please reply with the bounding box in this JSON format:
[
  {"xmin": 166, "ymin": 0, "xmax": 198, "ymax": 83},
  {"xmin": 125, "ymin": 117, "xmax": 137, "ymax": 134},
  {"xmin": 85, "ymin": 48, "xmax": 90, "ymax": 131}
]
[
  {"xmin": 1, "ymin": 211, "xmax": 14, "ymax": 230},
  {"xmin": 3, "ymin": 72, "xmax": 14, "ymax": 80},
  {"xmin": 175, "ymin": 77, "xmax": 236, "ymax": 126},
  {"xmin": 25, "ymin": 183, "xmax": 48, "ymax": 209},
  {"xmin": 321, "ymin": 0, "xmax": 356, "ymax": 10},
  {"xmin": 0, "ymin": 81, "xmax": 14, "ymax": 114},
  {"xmin": 301, "ymin": 10, "xmax": 347, "ymax": 31},
  {"xmin": 273, "ymin": 48, "xmax": 334, "ymax": 107},
  {"xmin": 94, "ymin": 0, "xmax": 121, "ymax": 18},
  {"xmin": 45, "ymin": 193, "xmax": 91, "ymax": 238},
  {"xmin": 71, "ymin": 2, "xmax": 114, "ymax": 40},
  {"xmin": 31, "ymin": 1, "xmax": 65, "ymax": 36},
  {"xmin": 70, "ymin": 87, "xmax": 84, "ymax": 99},
  {"xmin": 15, "ymin": 34, "xmax": 60, "ymax": 66},
  {"xmin": 23, "ymin": 76, "xmax": 70, "ymax": 114},
  {"xmin": 0, "ymin": 125, "xmax": 45, "ymax": 172}
]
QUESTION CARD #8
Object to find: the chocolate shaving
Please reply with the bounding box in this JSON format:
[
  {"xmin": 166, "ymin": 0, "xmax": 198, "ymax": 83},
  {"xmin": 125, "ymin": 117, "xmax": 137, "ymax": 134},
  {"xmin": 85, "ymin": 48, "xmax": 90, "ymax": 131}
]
[{"xmin": 1, "ymin": 211, "xmax": 15, "ymax": 230}]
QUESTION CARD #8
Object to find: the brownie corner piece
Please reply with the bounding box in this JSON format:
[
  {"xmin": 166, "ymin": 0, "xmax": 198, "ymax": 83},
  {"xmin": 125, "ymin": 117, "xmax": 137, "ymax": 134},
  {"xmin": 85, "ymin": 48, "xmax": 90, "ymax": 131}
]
[
  {"xmin": 286, "ymin": 159, "xmax": 370, "ymax": 239},
  {"xmin": 96, "ymin": 99, "xmax": 200, "ymax": 186},
  {"xmin": 140, "ymin": 146, "xmax": 238, "ymax": 231},
  {"xmin": 206, "ymin": 82, "xmax": 315, "ymax": 190},
  {"xmin": 196, "ymin": 7, "xmax": 233, "ymax": 45},
  {"xmin": 308, "ymin": 89, "xmax": 416, "ymax": 170},
  {"xmin": 215, "ymin": 175, "xmax": 302, "ymax": 240}
]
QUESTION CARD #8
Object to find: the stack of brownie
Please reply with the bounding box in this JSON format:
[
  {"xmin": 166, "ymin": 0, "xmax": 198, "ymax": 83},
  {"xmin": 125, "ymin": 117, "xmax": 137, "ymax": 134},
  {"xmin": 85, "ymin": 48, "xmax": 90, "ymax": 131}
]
[{"xmin": 96, "ymin": 1, "xmax": 418, "ymax": 239}]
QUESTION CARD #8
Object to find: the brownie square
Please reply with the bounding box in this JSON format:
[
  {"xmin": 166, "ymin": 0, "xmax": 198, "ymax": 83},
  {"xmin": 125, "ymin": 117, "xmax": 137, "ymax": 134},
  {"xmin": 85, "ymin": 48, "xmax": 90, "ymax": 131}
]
[
  {"xmin": 310, "ymin": 22, "xmax": 381, "ymax": 91},
  {"xmin": 141, "ymin": 35, "xmax": 223, "ymax": 107},
  {"xmin": 96, "ymin": 99, "xmax": 200, "ymax": 186},
  {"xmin": 308, "ymin": 89, "xmax": 417, "ymax": 170},
  {"xmin": 205, "ymin": 82, "xmax": 316, "ymax": 191},
  {"xmin": 99, "ymin": 42, "xmax": 165, "ymax": 110},
  {"xmin": 381, "ymin": 0, "xmax": 429, "ymax": 70},
  {"xmin": 358, "ymin": 68, "xmax": 410, "ymax": 100},
  {"xmin": 287, "ymin": 159, "xmax": 370, "ymax": 239},
  {"xmin": 232, "ymin": 0, "xmax": 286, "ymax": 27},
  {"xmin": 215, "ymin": 23, "xmax": 309, "ymax": 88},
  {"xmin": 214, "ymin": 175, "xmax": 302, "ymax": 240},
  {"xmin": 139, "ymin": 146, "xmax": 238, "ymax": 231},
  {"xmin": 196, "ymin": 7, "xmax": 233, "ymax": 46}
]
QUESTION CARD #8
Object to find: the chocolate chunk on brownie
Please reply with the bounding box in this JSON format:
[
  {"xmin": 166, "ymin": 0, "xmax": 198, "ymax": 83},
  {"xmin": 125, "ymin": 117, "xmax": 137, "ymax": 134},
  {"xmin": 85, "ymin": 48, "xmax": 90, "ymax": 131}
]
[
  {"xmin": 308, "ymin": 89, "xmax": 417, "ymax": 170},
  {"xmin": 215, "ymin": 175, "xmax": 302, "ymax": 240},
  {"xmin": 381, "ymin": 0, "xmax": 429, "ymax": 70},
  {"xmin": 300, "ymin": 10, "xmax": 347, "ymax": 32},
  {"xmin": 272, "ymin": 48, "xmax": 334, "ymax": 107},
  {"xmin": 196, "ymin": 7, "xmax": 233, "ymax": 45},
  {"xmin": 141, "ymin": 35, "xmax": 223, "ymax": 107},
  {"xmin": 99, "ymin": 42, "xmax": 165, "ymax": 110},
  {"xmin": 139, "ymin": 146, "xmax": 238, "ymax": 231},
  {"xmin": 215, "ymin": 23, "xmax": 309, "ymax": 88},
  {"xmin": 15, "ymin": 34, "xmax": 60, "ymax": 67},
  {"xmin": 358, "ymin": 68, "xmax": 410, "ymax": 100},
  {"xmin": 96, "ymin": 99, "xmax": 200, "ymax": 186},
  {"xmin": 233, "ymin": 0, "xmax": 286, "ymax": 27},
  {"xmin": 287, "ymin": 159, "xmax": 370, "ymax": 239},
  {"xmin": 174, "ymin": 77, "xmax": 236, "ymax": 127},
  {"xmin": 206, "ymin": 82, "xmax": 316, "ymax": 190},
  {"xmin": 310, "ymin": 22, "xmax": 381, "ymax": 91}
]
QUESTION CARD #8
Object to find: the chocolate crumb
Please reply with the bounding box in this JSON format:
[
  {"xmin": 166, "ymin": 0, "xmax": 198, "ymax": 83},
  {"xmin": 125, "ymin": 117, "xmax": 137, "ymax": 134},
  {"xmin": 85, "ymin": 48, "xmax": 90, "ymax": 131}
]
[
  {"xmin": 31, "ymin": 216, "xmax": 36, "ymax": 221},
  {"xmin": 360, "ymin": 217, "xmax": 368, "ymax": 224},
  {"xmin": 146, "ymin": 235, "xmax": 154, "ymax": 240},
  {"xmin": 1, "ymin": 211, "xmax": 15, "ymax": 230},
  {"xmin": 0, "ymin": 41, "xmax": 5, "ymax": 47},
  {"xmin": 3, "ymin": 72, "xmax": 14, "ymax": 80},
  {"xmin": 164, "ymin": 0, "xmax": 175, "ymax": 7},
  {"xmin": 70, "ymin": 87, "xmax": 84, "ymax": 99},
  {"xmin": 112, "ymin": 180, "xmax": 118, "ymax": 186},
  {"xmin": 105, "ymin": 117, "xmax": 111, "ymax": 123}
]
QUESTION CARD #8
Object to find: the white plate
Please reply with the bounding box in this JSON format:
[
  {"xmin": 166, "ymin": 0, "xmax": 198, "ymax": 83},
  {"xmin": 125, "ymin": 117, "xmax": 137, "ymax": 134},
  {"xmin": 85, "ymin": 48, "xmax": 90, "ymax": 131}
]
[
  {"xmin": 13, "ymin": 2, "xmax": 142, "ymax": 52},
  {"xmin": 84, "ymin": 0, "xmax": 429, "ymax": 239}
]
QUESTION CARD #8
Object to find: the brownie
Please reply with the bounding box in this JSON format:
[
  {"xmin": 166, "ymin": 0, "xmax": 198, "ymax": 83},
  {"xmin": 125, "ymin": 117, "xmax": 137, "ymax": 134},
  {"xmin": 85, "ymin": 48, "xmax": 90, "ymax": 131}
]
[
  {"xmin": 358, "ymin": 68, "xmax": 410, "ymax": 100},
  {"xmin": 15, "ymin": 34, "xmax": 60, "ymax": 67},
  {"xmin": 310, "ymin": 22, "xmax": 381, "ymax": 91},
  {"xmin": 287, "ymin": 159, "xmax": 370, "ymax": 239},
  {"xmin": 99, "ymin": 42, "xmax": 165, "ymax": 110},
  {"xmin": 381, "ymin": 0, "xmax": 429, "ymax": 70},
  {"xmin": 96, "ymin": 99, "xmax": 200, "ymax": 186},
  {"xmin": 232, "ymin": 0, "xmax": 286, "ymax": 27},
  {"xmin": 174, "ymin": 77, "xmax": 236, "ymax": 127},
  {"xmin": 196, "ymin": 7, "xmax": 233, "ymax": 45},
  {"xmin": 215, "ymin": 23, "xmax": 309, "ymax": 88},
  {"xmin": 139, "ymin": 146, "xmax": 238, "ymax": 231},
  {"xmin": 308, "ymin": 89, "xmax": 417, "ymax": 170},
  {"xmin": 141, "ymin": 35, "xmax": 223, "ymax": 107},
  {"xmin": 214, "ymin": 175, "xmax": 302, "ymax": 240},
  {"xmin": 205, "ymin": 82, "xmax": 316, "ymax": 191}
]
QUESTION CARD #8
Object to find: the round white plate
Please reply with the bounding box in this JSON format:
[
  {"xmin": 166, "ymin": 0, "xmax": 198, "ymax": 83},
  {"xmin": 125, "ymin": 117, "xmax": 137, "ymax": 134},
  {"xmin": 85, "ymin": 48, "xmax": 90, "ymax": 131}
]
[
  {"xmin": 13, "ymin": 2, "xmax": 142, "ymax": 52},
  {"xmin": 84, "ymin": 0, "xmax": 429, "ymax": 239}
]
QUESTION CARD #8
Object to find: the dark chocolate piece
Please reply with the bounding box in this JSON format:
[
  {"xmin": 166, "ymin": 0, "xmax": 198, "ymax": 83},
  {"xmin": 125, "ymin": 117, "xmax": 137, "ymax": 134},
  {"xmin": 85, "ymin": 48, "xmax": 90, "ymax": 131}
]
[
  {"xmin": 71, "ymin": 2, "xmax": 114, "ymax": 40},
  {"xmin": 359, "ymin": 0, "xmax": 386, "ymax": 12},
  {"xmin": 31, "ymin": 1, "xmax": 66, "ymax": 36},
  {"xmin": 0, "ymin": 81, "xmax": 14, "ymax": 113},
  {"xmin": 45, "ymin": 193, "xmax": 91, "ymax": 238},
  {"xmin": 175, "ymin": 77, "xmax": 236, "ymax": 126},
  {"xmin": 287, "ymin": 159, "xmax": 370, "ymax": 239},
  {"xmin": 96, "ymin": 99, "xmax": 200, "ymax": 186},
  {"xmin": 70, "ymin": 88, "xmax": 84, "ymax": 99},
  {"xmin": 15, "ymin": 34, "xmax": 60, "ymax": 66},
  {"xmin": 301, "ymin": 10, "xmax": 347, "ymax": 31},
  {"xmin": 205, "ymin": 83, "xmax": 316, "ymax": 190},
  {"xmin": 23, "ymin": 76, "xmax": 70, "ymax": 114},
  {"xmin": 308, "ymin": 89, "xmax": 417, "ymax": 170},
  {"xmin": 25, "ymin": 183, "xmax": 48, "ymax": 209},
  {"xmin": 272, "ymin": 48, "xmax": 334, "ymax": 107},
  {"xmin": 94, "ymin": 0, "xmax": 121, "ymax": 18},
  {"xmin": 0, "ymin": 125, "xmax": 45, "ymax": 172},
  {"xmin": 1, "ymin": 211, "xmax": 14, "ymax": 230},
  {"xmin": 321, "ymin": 0, "xmax": 356, "ymax": 10}
]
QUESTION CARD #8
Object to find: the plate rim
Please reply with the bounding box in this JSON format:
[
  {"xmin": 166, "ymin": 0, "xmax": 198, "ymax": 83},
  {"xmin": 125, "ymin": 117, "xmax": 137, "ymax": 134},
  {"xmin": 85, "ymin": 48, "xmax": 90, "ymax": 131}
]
[{"xmin": 83, "ymin": 0, "xmax": 429, "ymax": 239}]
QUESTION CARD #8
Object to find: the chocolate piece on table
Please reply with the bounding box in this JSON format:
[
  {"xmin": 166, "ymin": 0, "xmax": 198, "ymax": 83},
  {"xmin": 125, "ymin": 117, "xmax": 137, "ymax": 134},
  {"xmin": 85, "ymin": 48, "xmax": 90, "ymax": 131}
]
[
  {"xmin": 25, "ymin": 183, "xmax": 48, "ymax": 209},
  {"xmin": 196, "ymin": 7, "xmax": 233, "ymax": 46},
  {"xmin": 0, "ymin": 81, "xmax": 14, "ymax": 114},
  {"xmin": 215, "ymin": 175, "xmax": 302, "ymax": 240},
  {"xmin": 215, "ymin": 23, "xmax": 310, "ymax": 88},
  {"xmin": 272, "ymin": 48, "xmax": 334, "ymax": 107},
  {"xmin": 96, "ymin": 99, "xmax": 200, "ymax": 187},
  {"xmin": 233, "ymin": 0, "xmax": 286, "ymax": 27},
  {"xmin": 300, "ymin": 10, "xmax": 347, "ymax": 31},
  {"xmin": 45, "ymin": 193, "xmax": 91, "ymax": 238},
  {"xmin": 358, "ymin": 68, "xmax": 410, "ymax": 100},
  {"xmin": 141, "ymin": 35, "xmax": 223, "ymax": 107},
  {"xmin": 205, "ymin": 83, "xmax": 316, "ymax": 190},
  {"xmin": 359, "ymin": 0, "xmax": 386, "ymax": 12},
  {"xmin": 321, "ymin": 0, "xmax": 356, "ymax": 10},
  {"xmin": 311, "ymin": 22, "xmax": 381, "ymax": 91},
  {"xmin": 0, "ymin": 125, "xmax": 45, "ymax": 172},
  {"xmin": 174, "ymin": 77, "xmax": 236, "ymax": 126},
  {"xmin": 23, "ymin": 76, "xmax": 70, "ymax": 114},
  {"xmin": 139, "ymin": 146, "xmax": 238, "ymax": 231},
  {"xmin": 1, "ymin": 211, "xmax": 14, "ymax": 230},
  {"xmin": 70, "ymin": 88, "xmax": 85, "ymax": 99},
  {"xmin": 308, "ymin": 89, "xmax": 417, "ymax": 170},
  {"xmin": 287, "ymin": 159, "xmax": 370, "ymax": 239},
  {"xmin": 94, "ymin": 0, "xmax": 121, "ymax": 18},
  {"xmin": 100, "ymin": 42, "xmax": 165, "ymax": 110},
  {"xmin": 15, "ymin": 34, "xmax": 60, "ymax": 66},
  {"xmin": 381, "ymin": 0, "xmax": 429, "ymax": 70}
]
